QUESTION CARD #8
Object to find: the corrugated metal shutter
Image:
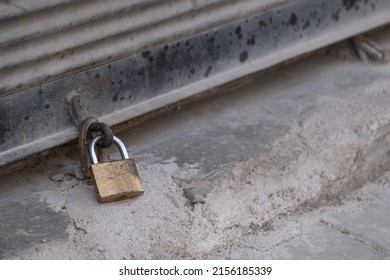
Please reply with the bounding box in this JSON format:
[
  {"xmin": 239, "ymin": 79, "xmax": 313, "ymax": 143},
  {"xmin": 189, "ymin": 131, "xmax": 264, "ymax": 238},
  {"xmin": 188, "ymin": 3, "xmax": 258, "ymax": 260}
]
[
  {"xmin": 0, "ymin": 0, "xmax": 289, "ymax": 96},
  {"xmin": 1, "ymin": 0, "xmax": 390, "ymax": 167}
]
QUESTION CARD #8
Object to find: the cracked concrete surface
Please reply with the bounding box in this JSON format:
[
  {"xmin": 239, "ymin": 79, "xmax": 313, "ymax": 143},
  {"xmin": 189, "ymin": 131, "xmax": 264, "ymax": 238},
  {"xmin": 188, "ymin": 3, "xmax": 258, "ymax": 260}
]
[{"xmin": 1, "ymin": 30, "xmax": 390, "ymax": 259}]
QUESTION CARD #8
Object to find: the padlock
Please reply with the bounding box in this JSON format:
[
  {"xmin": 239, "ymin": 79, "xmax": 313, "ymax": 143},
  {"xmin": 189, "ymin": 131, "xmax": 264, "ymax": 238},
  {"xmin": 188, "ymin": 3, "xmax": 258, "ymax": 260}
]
[{"xmin": 88, "ymin": 135, "xmax": 144, "ymax": 203}]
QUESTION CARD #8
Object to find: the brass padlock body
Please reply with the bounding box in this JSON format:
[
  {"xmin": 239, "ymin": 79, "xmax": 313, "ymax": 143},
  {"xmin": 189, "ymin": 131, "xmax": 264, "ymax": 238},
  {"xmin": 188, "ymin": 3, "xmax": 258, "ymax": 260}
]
[
  {"xmin": 90, "ymin": 158, "xmax": 144, "ymax": 203},
  {"xmin": 88, "ymin": 135, "xmax": 144, "ymax": 203}
]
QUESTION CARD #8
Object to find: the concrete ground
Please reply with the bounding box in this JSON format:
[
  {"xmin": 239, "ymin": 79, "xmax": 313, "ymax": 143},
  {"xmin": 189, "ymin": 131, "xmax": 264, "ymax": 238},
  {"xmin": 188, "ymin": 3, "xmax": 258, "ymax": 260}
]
[{"xmin": 1, "ymin": 31, "xmax": 390, "ymax": 259}]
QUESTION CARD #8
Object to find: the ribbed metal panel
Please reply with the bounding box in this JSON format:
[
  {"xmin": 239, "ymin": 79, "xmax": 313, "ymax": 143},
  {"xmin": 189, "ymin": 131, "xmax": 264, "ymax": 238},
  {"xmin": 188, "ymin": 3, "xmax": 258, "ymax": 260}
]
[
  {"xmin": 0, "ymin": 0, "xmax": 289, "ymax": 96},
  {"xmin": 0, "ymin": 0, "xmax": 74, "ymax": 20}
]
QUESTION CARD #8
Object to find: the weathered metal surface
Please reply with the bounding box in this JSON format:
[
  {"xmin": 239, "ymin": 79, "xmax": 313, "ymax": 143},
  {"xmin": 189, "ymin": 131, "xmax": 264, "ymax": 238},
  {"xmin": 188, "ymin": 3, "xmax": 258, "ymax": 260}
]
[
  {"xmin": 1, "ymin": 0, "xmax": 390, "ymax": 167},
  {"xmin": 0, "ymin": 0, "xmax": 289, "ymax": 96}
]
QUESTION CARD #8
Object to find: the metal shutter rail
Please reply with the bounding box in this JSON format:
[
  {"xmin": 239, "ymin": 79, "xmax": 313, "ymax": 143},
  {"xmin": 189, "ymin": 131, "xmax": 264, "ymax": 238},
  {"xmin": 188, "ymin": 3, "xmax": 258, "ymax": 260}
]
[{"xmin": 1, "ymin": 0, "xmax": 390, "ymax": 167}]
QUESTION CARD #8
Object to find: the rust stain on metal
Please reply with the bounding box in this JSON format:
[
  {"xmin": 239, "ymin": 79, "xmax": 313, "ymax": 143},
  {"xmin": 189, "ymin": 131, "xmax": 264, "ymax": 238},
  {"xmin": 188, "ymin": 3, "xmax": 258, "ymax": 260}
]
[{"xmin": 92, "ymin": 73, "xmax": 106, "ymax": 91}]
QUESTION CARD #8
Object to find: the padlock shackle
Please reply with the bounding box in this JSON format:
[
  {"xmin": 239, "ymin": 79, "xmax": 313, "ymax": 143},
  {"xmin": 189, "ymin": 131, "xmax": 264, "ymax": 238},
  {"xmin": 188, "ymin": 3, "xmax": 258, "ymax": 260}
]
[{"xmin": 89, "ymin": 135, "xmax": 129, "ymax": 164}]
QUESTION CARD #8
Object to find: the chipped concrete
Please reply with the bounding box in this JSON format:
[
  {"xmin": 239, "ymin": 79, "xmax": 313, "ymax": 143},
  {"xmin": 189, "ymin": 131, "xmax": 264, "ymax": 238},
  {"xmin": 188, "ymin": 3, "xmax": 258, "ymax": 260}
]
[{"xmin": 1, "ymin": 32, "xmax": 390, "ymax": 259}]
